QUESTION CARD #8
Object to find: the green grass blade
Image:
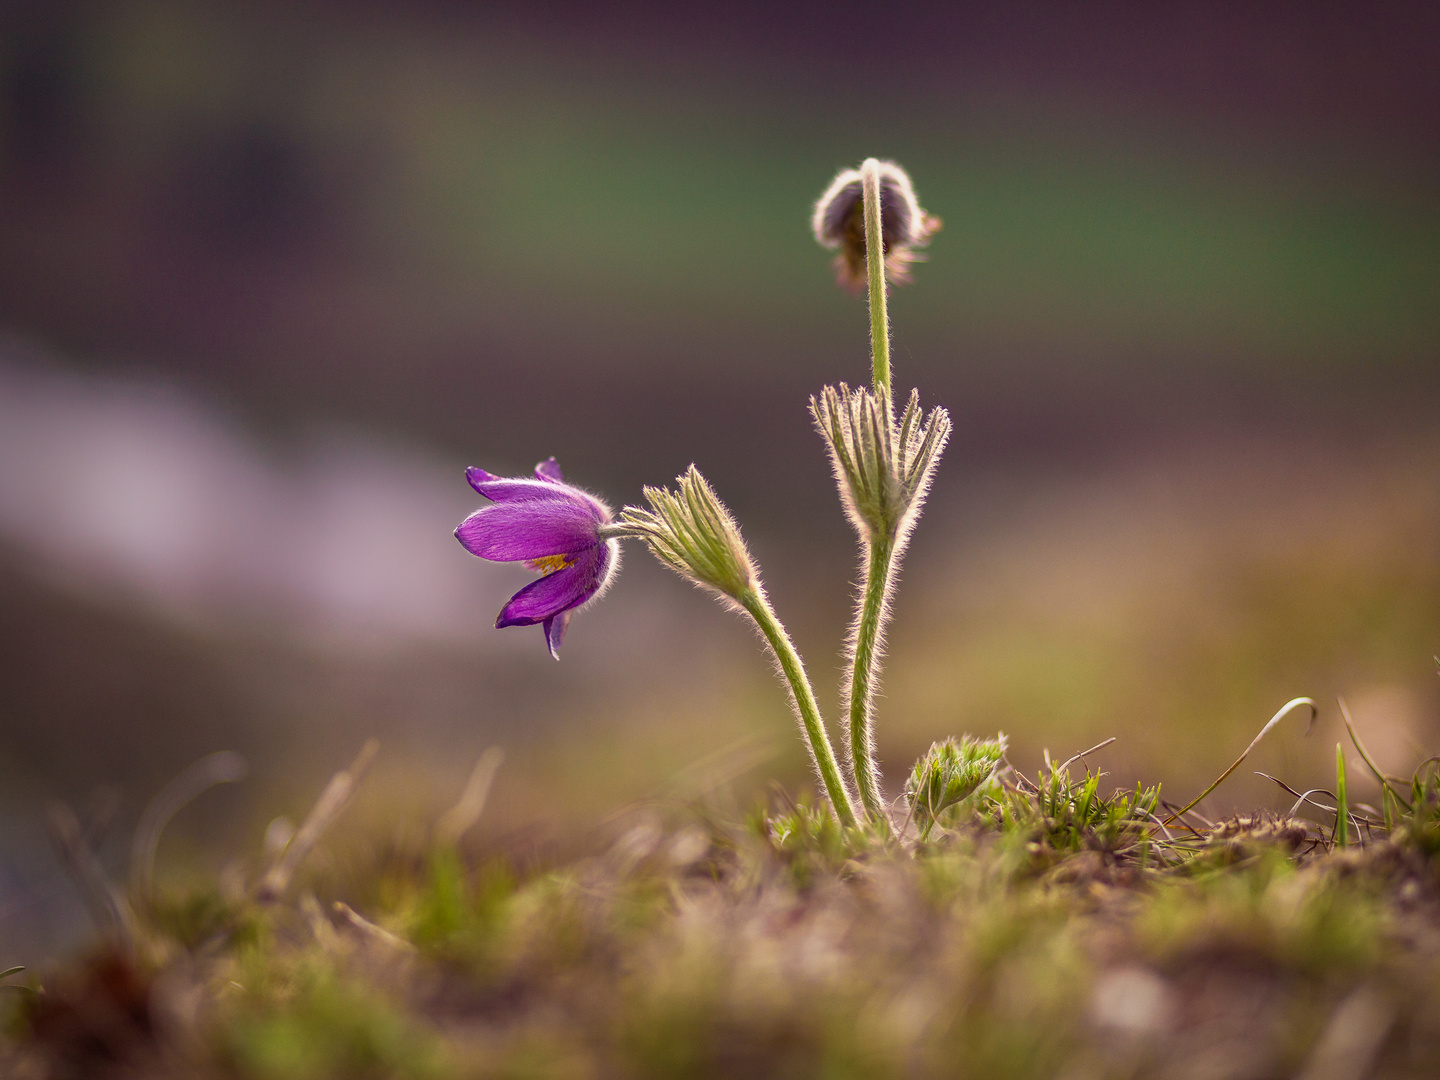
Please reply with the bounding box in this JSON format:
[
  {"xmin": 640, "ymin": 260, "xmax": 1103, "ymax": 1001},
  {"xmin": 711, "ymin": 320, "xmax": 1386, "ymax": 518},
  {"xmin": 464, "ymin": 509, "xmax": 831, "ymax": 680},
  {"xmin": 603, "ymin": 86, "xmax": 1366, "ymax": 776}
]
[
  {"xmin": 1338, "ymin": 697, "xmax": 1412, "ymax": 812},
  {"xmin": 1336, "ymin": 743, "xmax": 1351, "ymax": 848}
]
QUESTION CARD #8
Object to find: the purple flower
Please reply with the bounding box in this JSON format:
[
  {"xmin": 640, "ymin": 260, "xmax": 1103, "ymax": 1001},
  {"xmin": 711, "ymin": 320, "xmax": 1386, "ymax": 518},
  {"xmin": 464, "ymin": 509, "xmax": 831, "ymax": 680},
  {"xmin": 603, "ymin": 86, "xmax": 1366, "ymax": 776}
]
[{"xmin": 455, "ymin": 457, "xmax": 619, "ymax": 659}]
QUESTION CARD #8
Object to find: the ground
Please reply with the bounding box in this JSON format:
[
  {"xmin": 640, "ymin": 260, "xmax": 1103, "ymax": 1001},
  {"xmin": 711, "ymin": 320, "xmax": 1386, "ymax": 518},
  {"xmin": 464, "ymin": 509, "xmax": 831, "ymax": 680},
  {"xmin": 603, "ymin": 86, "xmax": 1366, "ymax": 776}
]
[{"xmin": 5, "ymin": 742, "xmax": 1440, "ymax": 1080}]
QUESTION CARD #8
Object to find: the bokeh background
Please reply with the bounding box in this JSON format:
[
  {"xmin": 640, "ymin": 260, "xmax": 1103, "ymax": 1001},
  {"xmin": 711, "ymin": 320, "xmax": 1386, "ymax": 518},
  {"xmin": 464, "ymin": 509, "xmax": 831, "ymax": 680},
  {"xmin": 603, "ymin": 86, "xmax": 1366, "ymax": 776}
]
[{"xmin": 2, "ymin": 0, "xmax": 1438, "ymax": 957}]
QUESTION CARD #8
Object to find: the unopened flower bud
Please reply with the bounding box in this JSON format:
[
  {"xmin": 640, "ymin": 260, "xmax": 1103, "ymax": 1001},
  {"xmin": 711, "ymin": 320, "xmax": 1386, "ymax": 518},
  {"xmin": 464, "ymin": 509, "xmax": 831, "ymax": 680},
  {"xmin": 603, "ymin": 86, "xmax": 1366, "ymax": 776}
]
[
  {"xmin": 813, "ymin": 159, "xmax": 940, "ymax": 293},
  {"xmin": 618, "ymin": 466, "xmax": 758, "ymax": 604}
]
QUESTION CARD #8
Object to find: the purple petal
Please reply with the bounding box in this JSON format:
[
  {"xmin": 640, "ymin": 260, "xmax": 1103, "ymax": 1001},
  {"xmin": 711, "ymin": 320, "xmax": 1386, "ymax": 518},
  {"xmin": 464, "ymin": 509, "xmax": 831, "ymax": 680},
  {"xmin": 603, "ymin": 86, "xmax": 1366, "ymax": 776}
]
[
  {"xmin": 466, "ymin": 467, "xmax": 572, "ymax": 502},
  {"xmin": 543, "ymin": 611, "xmax": 572, "ymax": 659},
  {"xmin": 535, "ymin": 458, "xmax": 564, "ymax": 483},
  {"xmin": 456, "ymin": 501, "xmax": 601, "ymax": 561},
  {"xmin": 465, "ymin": 467, "xmax": 501, "ymax": 491},
  {"xmin": 495, "ymin": 545, "xmax": 605, "ymax": 627},
  {"xmin": 465, "ymin": 467, "xmax": 610, "ymax": 520}
]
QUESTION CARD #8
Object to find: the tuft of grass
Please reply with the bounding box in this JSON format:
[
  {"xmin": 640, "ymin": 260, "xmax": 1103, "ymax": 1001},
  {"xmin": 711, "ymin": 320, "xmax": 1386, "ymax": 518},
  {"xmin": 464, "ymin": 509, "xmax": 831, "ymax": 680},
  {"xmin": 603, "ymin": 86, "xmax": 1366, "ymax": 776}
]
[
  {"xmin": 905, "ymin": 734, "xmax": 1008, "ymax": 840},
  {"xmin": 221, "ymin": 958, "xmax": 449, "ymax": 1080},
  {"xmin": 9, "ymin": 727, "xmax": 1440, "ymax": 1078}
]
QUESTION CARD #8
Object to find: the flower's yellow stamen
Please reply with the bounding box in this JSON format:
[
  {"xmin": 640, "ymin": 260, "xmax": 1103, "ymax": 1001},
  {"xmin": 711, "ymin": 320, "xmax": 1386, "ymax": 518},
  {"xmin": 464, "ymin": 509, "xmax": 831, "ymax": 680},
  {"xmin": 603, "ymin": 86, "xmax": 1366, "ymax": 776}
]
[{"xmin": 526, "ymin": 553, "xmax": 573, "ymax": 576}]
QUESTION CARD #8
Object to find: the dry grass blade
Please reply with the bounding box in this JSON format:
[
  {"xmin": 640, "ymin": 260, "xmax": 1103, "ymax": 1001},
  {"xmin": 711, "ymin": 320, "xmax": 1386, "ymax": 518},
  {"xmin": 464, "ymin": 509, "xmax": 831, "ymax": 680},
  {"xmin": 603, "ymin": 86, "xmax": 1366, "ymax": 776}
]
[
  {"xmin": 768, "ymin": 779, "xmax": 800, "ymax": 817},
  {"xmin": 300, "ymin": 892, "xmax": 341, "ymax": 951},
  {"xmin": 1252, "ymin": 773, "xmax": 1375, "ymax": 825},
  {"xmin": 1159, "ymin": 799, "xmax": 1212, "ymax": 832},
  {"xmin": 1164, "ymin": 697, "xmax": 1315, "ymax": 824},
  {"xmin": 1285, "ymin": 788, "xmax": 1338, "ymax": 818},
  {"xmin": 130, "ymin": 751, "xmax": 248, "ymax": 900},
  {"xmin": 1009, "ymin": 769, "xmax": 1042, "ymax": 795},
  {"xmin": 1257, "ymin": 768, "xmax": 1381, "ymax": 837},
  {"xmin": 46, "ymin": 801, "xmax": 141, "ymax": 950},
  {"xmin": 1056, "ymin": 737, "xmax": 1117, "ymax": 776},
  {"xmin": 334, "ymin": 901, "xmax": 417, "ymax": 954},
  {"xmin": 0, "ymin": 966, "xmax": 33, "ymax": 997},
  {"xmin": 256, "ymin": 740, "xmax": 379, "ymax": 902},
  {"xmin": 1256, "ymin": 770, "xmax": 1305, "ymax": 798},
  {"xmin": 665, "ymin": 734, "xmax": 778, "ymax": 801},
  {"xmin": 435, "ymin": 747, "xmax": 505, "ymax": 846},
  {"xmin": 1136, "ymin": 808, "xmax": 1179, "ymax": 844},
  {"xmin": 894, "ymin": 788, "xmax": 920, "ymax": 842}
]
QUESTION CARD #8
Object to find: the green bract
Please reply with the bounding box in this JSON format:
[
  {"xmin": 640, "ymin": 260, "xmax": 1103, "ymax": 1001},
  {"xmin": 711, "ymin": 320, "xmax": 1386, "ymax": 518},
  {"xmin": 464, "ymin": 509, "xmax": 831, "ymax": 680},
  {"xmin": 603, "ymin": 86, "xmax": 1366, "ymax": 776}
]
[
  {"xmin": 812, "ymin": 383, "xmax": 950, "ymax": 542},
  {"xmin": 617, "ymin": 465, "xmax": 757, "ymax": 605}
]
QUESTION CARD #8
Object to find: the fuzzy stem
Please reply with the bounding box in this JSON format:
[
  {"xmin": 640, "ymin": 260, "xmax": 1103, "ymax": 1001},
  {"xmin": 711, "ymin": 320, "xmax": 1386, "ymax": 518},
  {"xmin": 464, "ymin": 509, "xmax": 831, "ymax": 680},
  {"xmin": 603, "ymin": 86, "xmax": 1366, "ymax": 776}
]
[
  {"xmin": 861, "ymin": 159, "xmax": 891, "ymax": 404},
  {"xmin": 842, "ymin": 158, "xmax": 902, "ymax": 831},
  {"xmin": 848, "ymin": 530, "xmax": 896, "ymax": 827},
  {"xmin": 741, "ymin": 589, "xmax": 858, "ymax": 827}
]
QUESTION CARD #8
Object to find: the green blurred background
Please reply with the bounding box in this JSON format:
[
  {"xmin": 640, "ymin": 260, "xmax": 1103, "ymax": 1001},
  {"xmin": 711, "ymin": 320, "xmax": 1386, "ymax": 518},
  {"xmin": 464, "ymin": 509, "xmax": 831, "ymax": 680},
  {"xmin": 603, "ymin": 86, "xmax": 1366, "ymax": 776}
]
[{"xmin": 1, "ymin": 1, "xmax": 1437, "ymax": 957}]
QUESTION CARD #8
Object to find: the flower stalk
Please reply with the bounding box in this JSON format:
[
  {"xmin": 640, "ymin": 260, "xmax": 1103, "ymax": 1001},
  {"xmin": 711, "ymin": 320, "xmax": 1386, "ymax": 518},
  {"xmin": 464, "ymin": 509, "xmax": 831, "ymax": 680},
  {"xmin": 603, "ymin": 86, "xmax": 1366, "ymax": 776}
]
[
  {"xmin": 853, "ymin": 164, "xmax": 897, "ymax": 825},
  {"xmin": 617, "ymin": 467, "xmax": 858, "ymax": 827},
  {"xmin": 816, "ymin": 158, "xmax": 947, "ymax": 829},
  {"xmin": 862, "ymin": 159, "xmax": 892, "ymax": 403},
  {"xmin": 740, "ymin": 588, "xmax": 858, "ymax": 828}
]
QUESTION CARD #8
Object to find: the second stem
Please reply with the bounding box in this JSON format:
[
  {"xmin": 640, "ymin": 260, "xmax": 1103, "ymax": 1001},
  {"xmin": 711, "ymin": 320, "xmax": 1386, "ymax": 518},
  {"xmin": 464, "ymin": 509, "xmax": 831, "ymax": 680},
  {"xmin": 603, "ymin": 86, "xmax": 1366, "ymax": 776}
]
[
  {"xmin": 848, "ymin": 529, "xmax": 895, "ymax": 824},
  {"xmin": 743, "ymin": 589, "xmax": 859, "ymax": 828}
]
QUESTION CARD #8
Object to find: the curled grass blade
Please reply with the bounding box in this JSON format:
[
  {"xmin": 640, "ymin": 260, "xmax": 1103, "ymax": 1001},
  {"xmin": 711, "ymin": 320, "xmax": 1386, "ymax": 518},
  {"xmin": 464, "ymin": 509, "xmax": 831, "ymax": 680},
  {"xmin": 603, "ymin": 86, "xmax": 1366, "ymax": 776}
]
[
  {"xmin": 1164, "ymin": 697, "xmax": 1316, "ymax": 825},
  {"xmin": 256, "ymin": 739, "xmax": 379, "ymax": 902},
  {"xmin": 1286, "ymin": 788, "xmax": 1338, "ymax": 818},
  {"xmin": 131, "ymin": 750, "xmax": 248, "ymax": 900}
]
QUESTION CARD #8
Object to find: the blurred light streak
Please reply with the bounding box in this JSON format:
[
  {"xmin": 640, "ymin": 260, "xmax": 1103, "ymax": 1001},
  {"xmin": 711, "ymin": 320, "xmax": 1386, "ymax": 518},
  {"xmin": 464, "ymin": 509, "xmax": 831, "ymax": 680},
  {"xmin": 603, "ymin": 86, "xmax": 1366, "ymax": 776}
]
[{"xmin": 0, "ymin": 346, "xmax": 502, "ymax": 649}]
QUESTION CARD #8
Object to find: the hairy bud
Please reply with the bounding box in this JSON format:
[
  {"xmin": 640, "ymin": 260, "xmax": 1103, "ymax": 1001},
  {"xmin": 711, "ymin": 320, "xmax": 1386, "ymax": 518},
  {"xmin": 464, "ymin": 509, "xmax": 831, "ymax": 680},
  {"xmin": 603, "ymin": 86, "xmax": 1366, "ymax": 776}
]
[
  {"xmin": 813, "ymin": 159, "xmax": 941, "ymax": 293},
  {"xmin": 617, "ymin": 466, "xmax": 758, "ymax": 604}
]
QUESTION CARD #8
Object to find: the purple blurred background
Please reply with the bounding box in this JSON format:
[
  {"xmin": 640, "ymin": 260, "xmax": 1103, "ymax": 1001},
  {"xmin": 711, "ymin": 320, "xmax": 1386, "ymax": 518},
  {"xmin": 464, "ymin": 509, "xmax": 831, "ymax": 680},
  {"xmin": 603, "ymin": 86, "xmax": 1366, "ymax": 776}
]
[{"xmin": 2, "ymin": 1, "xmax": 1438, "ymax": 957}]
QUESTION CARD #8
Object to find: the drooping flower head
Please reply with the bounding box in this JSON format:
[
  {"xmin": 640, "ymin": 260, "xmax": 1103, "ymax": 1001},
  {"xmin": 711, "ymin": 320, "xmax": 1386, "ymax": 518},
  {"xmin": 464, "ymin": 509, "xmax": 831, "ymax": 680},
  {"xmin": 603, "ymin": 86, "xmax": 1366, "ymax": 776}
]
[
  {"xmin": 812, "ymin": 159, "xmax": 941, "ymax": 293},
  {"xmin": 455, "ymin": 458, "xmax": 619, "ymax": 659}
]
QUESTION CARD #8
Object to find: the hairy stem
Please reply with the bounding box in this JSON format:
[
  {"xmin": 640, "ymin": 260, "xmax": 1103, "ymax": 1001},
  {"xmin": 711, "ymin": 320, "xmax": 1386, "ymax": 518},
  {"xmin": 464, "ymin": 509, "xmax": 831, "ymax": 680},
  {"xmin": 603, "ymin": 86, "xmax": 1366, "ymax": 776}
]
[
  {"xmin": 861, "ymin": 159, "xmax": 891, "ymax": 403},
  {"xmin": 841, "ymin": 158, "xmax": 902, "ymax": 830},
  {"xmin": 741, "ymin": 589, "xmax": 858, "ymax": 827},
  {"xmin": 848, "ymin": 530, "xmax": 896, "ymax": 827}
]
